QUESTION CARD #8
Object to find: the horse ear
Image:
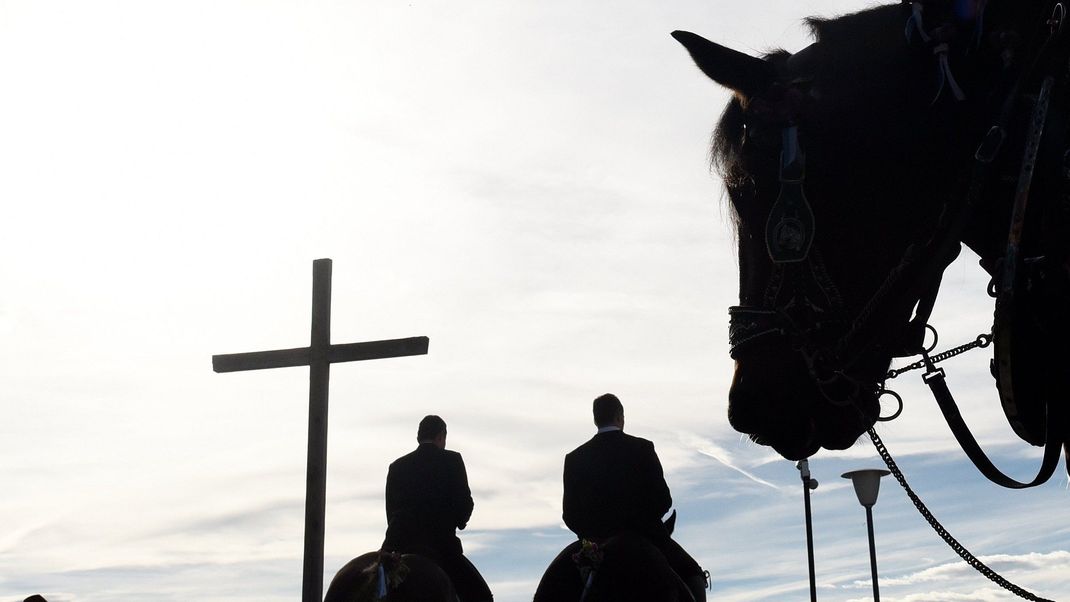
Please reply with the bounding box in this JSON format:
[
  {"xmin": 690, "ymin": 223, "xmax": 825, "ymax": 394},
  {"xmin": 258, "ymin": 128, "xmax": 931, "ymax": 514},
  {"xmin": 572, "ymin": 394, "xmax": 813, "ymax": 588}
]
[{"xmin": 671, "ymin": 30, "xmax": 775, "ymax": 97}]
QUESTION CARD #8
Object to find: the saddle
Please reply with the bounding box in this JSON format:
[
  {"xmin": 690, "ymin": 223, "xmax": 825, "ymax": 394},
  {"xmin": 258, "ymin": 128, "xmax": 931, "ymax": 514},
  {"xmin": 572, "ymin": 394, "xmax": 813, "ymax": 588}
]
[
  {"xmin": 323, "ymin": 551, "xmax": 457, "ymax": 602},
  {"xmin": 534, "ymin": 535, "xmax": 695, "ymax": 602}
]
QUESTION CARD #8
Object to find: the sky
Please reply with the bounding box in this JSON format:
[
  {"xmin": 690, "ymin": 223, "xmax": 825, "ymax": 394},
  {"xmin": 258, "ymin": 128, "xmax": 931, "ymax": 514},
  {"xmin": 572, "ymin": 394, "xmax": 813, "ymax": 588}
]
[{"xmin": 2, "ymin": 1, "xmax": 1068, "ymax": 601}]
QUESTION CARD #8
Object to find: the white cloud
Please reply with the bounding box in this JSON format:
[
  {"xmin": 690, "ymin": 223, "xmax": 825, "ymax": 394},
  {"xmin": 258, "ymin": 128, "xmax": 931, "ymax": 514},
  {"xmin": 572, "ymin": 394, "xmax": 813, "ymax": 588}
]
[
  {"xmin": 687, "ymin": 435, "xmax": 786, "ymax": 492},
  {"xmin": 877, "ymin": 551, "xmax": 1070, "ymax": 587}
]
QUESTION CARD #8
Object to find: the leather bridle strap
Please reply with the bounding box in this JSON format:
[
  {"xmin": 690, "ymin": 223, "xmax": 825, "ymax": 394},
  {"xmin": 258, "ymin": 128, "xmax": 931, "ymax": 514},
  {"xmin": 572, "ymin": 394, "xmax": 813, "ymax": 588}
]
[
  {"xmin": 992, "ymin": 75, "xmax": 1056, "ymax": 437},
  {"xmin": 920, "ymin": 363, "xmax": 1063, "ymax": 488},
  {"xmin": 910, "ymin": 71, "xmax": 1065, "ymax": 488}
]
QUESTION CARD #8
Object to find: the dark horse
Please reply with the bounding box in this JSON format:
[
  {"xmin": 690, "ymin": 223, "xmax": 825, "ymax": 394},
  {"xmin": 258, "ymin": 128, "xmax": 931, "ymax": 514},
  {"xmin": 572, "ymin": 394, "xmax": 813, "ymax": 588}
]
[
  {"xmin": 532, "ymin": 535, "xmax": 694, "ymax": 602},
  {"xmin": 533, "ymin": 513, "xmax": 698, "ymax": 602},
  {"xmin": 324, "ymin": 551, "xmax": 456, "ymax": 602},
  {"xmin": 673, "ymin": 0, "xmax": 1070, "ymax": 478}
]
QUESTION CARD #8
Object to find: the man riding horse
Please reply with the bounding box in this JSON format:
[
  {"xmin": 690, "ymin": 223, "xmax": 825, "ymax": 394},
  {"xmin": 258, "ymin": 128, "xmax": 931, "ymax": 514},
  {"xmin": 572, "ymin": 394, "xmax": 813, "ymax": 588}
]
[
  {"xmin": 562, "ymin": 394, "xmax": 707, "ymax": 601},
  {"xmin": 381, "ymin": 415, "xmax": 493, "ymax": 602}
]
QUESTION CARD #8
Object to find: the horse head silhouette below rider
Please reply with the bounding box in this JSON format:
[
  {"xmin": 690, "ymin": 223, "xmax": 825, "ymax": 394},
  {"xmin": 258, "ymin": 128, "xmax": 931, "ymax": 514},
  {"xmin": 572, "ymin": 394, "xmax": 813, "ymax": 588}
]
[
  {"xmin": 324, "ymin": 551, "xmax": 457, "ymax": 602},
  {"xmin": 534, "ymin": 511, "xmax": 705, "ymax": 602}
]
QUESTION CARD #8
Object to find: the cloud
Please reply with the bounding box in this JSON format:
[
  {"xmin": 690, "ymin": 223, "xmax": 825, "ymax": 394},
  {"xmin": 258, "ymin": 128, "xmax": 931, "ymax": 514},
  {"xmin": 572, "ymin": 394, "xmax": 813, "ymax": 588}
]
[
  {"xmin": 1, "ymin": 557, "xmax": 303, "ymax": 602},
  {"xmin": 874, "ymin": 551, "xmax": 1070, "ymax": 588},
  {"xmin": 148, "ymin": 498, "xmax": 304, "ymax": 540},
  {"xmin": 690, "ymin": 439, "xmax": 784, "ymax": 492},
  {"xmin": 846, "ymin": 588, "xmax": 1026, "ymax": 602},
  {"xmin": 832, "ymin": 551, "xmax": 1070, "ymax": 602}
]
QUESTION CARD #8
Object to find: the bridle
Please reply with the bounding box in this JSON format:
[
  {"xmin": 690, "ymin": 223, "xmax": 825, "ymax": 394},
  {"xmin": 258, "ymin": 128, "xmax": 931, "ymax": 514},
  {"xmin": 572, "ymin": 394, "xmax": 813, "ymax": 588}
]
[
  {"xmin": 728, "ymin": 0, "xmax": 1070, "ymax": 487},
  {"xmin": 728, "ymin": 121, "xmax": 964, "ymax": 411}
]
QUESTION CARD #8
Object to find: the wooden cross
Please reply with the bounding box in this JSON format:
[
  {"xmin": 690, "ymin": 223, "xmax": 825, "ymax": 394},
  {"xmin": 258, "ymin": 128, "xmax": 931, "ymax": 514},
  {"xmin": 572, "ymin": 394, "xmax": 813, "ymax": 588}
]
[{"xmin": 212, "ymin": 258, "xmax": 429, "ymax": 602}]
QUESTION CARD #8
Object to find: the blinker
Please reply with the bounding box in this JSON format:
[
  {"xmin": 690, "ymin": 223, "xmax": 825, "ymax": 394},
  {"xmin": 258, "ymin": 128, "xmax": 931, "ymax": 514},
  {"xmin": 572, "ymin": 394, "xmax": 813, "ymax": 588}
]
[{"xmin": 766, "ymin": 126, "xmax": 816, "ymax": 263}]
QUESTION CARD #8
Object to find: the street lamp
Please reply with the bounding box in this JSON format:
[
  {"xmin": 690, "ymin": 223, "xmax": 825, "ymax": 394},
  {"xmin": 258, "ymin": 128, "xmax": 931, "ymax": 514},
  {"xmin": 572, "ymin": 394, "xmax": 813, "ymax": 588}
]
[
  {"xmin": 842, "ymin": 469, "xmax": 890, "ymax": 601},
  {"xmin": 797, "ymin": 460, "xmax": 819, "ymax": 602}
]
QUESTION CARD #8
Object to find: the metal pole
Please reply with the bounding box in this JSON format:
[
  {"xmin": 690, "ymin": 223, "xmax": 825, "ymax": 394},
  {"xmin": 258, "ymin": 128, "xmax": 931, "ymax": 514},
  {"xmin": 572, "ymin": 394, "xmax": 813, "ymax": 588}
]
[
  {"xmin": 303, "ymin": 258, "xmax": 332, "ymax": 602},
  {"xmin": 797, "ymin": 460, "xmax": 818, "ymax": 602},
  {"xmin": 803, "ymin": 478, "xmax": 817, "ymax": 602},
  {"xmin": 865, "ymin": 506, "xmax": 880, "ymax": 602}
]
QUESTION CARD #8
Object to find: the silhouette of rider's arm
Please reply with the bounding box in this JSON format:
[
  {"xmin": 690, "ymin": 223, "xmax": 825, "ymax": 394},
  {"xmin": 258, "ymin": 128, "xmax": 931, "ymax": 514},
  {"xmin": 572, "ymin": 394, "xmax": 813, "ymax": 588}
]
[
  {"xmin": 629, "ymin": 438, "xmax": 672, "ymax": 528},
  {"xmin": 451, "ymin": 452, "xmax": 474, "ymax": 530},
  {"xmin": 384, "ymin": 462, "xmax": 407, "ymax": 533},
  {"xmin": 563, "ymin": 452, "xmax": 600, "ymax": 536}
]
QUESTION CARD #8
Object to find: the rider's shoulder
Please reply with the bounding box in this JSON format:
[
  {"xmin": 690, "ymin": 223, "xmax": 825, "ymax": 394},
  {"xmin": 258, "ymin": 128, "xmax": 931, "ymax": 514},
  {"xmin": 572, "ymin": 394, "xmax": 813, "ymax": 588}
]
[{"xmin": 622, "ymin": 432, "xmax": 656, "ymax": 449}]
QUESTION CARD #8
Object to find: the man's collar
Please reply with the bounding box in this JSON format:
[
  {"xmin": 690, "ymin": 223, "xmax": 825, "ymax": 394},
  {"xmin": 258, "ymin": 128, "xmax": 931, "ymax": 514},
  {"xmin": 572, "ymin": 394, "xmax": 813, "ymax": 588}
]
[{"xmin": 596, "ymin": 425, "xmax": 622, "ymax": 434}]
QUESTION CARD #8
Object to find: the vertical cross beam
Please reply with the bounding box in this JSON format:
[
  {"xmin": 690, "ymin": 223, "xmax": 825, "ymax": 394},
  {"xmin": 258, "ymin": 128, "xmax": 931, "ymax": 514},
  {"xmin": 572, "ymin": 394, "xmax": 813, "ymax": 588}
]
[
  {"xmin": 212, "ymin": 258, "xmax": 429, "ymax": 602},
  {"xmin": 304, "ymin": 258, "xmax": 331, "ymax": 602}
]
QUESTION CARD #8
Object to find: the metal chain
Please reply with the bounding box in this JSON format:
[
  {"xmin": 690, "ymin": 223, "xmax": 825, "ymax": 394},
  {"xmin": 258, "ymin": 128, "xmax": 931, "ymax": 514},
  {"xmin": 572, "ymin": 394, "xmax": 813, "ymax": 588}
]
[
  {"xmin": 884, "ymin": 332, "xmax": 992, "ymax": 381},
  {"xmin": 868, "ymin": 427, "xmax": 1055, "ymax": 602}
]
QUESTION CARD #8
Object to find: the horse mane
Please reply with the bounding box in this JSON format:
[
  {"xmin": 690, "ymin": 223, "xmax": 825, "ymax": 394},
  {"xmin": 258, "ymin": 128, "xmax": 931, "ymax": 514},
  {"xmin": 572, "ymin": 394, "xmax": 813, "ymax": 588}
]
[{"xmin": 803, "ymin": 4, "xmax": 905, "ymax": 45}]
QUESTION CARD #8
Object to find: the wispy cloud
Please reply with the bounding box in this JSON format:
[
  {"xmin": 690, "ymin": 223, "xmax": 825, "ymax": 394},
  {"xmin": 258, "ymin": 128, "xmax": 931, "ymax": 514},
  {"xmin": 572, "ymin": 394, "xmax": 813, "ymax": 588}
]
[
  {"xmin": 689, "ymin": 437, "xmax": 784, "ymax": 492},
  {"xmin": 874, "ymin": 550, "xmax": 1070, "ymax": 587}
]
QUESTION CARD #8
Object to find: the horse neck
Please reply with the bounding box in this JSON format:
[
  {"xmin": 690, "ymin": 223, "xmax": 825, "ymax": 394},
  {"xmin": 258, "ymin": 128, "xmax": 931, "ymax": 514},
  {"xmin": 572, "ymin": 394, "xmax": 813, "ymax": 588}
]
[{"xmin": 958, "ymin": 95, "xmax": 1070, "ymax": 277}]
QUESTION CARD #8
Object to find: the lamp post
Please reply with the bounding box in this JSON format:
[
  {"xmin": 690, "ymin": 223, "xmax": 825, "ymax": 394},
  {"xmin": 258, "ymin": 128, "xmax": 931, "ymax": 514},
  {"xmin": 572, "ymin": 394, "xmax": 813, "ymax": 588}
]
[
  {"xmin": 842, "ymin": 469, "xmax": 890, "ymax": 602},
  {"xmin": 797, "ymin": 459, "xmax": 819, "ymax": 602}
]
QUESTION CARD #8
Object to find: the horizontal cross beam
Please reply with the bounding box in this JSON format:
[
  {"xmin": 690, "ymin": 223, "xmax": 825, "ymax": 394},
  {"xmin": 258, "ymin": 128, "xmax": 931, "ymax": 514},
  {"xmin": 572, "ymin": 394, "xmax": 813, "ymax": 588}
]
[{"xmin": 212, "ymin": 336, "xmax": 430, "ymax": 373}]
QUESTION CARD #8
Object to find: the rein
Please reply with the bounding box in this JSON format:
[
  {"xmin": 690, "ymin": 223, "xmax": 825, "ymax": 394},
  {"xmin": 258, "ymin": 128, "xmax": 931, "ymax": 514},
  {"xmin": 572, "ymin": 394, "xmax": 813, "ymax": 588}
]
[
  {"xmin": 896, "ymin": 3, "xmax": 1070, "ymax": 489},
  {"xmin": 882, "ymin": 324, "xmax": 1064, "ymax": 489},
  {"xmin": 894, "ymin": 71, "xmax": 1066, "ymax": 489},
  {"xmin": 867, "ymin": 426, "xmax": 1056, "ymax": 602}
]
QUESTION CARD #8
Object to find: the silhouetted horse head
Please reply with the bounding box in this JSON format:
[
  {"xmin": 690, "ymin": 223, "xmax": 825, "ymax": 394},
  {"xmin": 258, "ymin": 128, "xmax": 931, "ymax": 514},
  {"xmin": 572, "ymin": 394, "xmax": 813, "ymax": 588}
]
[
  {"xmin": 675, "ymin": 1, "xmax": 1070, "ymax": 460},
  {"xmin": 532, "ymin": 533, "xmax": 693, "ymax": 602},
  {"xmin": 324, "ymin": 551, "xmax": 456, "ymax": 602}
]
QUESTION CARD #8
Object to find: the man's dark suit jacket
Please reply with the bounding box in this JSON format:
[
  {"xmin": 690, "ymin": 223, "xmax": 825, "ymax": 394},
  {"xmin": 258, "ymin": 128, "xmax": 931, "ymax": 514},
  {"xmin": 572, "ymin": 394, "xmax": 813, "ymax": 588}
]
[
  {"xmin": 562, "ymin": 430, "xmax": 672, "ymax": 541},
  {"xmin": 382, "ymin": 443, "xmax": 474, "ymax": 558}
]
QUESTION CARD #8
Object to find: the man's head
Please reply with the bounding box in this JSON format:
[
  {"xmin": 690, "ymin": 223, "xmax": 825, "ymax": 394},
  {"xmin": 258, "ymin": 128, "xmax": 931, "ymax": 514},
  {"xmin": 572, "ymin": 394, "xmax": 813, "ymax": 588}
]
[
  {"xmin": 593, "ymin": 393, "xmax": 624, "ymax": 428},
  {"xmin": 417, "ymin": 414, "xmax": 447, "ymax": 448}
]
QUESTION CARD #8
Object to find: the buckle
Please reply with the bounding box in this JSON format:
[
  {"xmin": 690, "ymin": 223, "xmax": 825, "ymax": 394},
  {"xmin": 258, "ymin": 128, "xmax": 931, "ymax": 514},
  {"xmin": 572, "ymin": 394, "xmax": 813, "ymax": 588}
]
[{"xmin": 922, "ymin": 367, "xmax": 946, "ymax": 383}]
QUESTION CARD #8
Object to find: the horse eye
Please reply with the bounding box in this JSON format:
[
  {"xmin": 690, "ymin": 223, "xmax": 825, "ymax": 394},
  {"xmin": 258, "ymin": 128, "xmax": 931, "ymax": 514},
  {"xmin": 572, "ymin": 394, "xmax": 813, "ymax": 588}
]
[{"xmin": 743, "ymin": 123, "xmax": 778, "ymax": 149}]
